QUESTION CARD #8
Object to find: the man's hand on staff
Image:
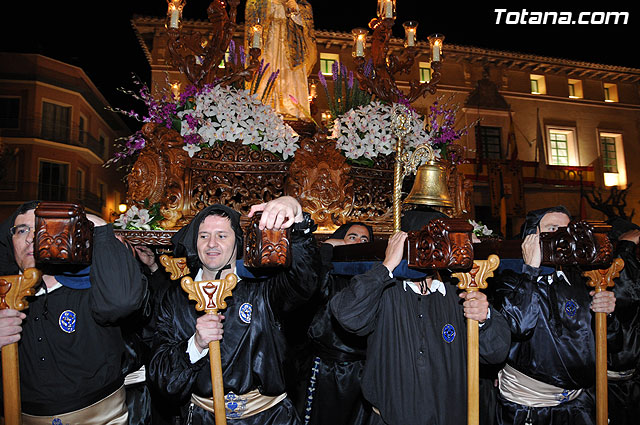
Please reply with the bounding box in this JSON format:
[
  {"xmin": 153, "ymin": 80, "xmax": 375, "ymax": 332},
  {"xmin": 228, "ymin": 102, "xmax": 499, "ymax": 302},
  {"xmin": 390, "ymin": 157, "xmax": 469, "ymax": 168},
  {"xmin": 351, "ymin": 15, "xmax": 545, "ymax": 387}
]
[
  {"xmin": 590, "ymin": 291, "xmax": 616, "ymax": 314},
  {"xmin": 459, "ymin": 291, "xmax": 490, "ymax": 322},
  {"xmin": 0, "ymin": 309, "xmax": 26, "ymax": 348},
  {"xmin": 194, "ymin": 313, "xmax": 225, "ymax": 353},
  {"xmin": 249, "ymin": 196, "xmax": 304, "ymax": 230}
]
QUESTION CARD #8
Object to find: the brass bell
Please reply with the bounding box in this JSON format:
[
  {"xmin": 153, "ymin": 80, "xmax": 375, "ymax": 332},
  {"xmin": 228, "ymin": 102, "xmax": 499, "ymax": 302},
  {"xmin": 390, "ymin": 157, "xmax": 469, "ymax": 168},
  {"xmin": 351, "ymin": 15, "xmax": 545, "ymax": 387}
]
[{"xmin": 404, "ymin": 160, "xmax": 453, "ymax": 207}]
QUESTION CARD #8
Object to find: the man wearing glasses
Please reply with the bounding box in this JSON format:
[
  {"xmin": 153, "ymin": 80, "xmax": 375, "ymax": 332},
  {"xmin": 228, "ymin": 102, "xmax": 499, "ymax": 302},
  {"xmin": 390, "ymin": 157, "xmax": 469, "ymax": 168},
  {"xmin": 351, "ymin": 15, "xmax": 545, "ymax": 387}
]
[{"xmin": 0, "ymin": 201, "xmax": 147, "ymax": 424}]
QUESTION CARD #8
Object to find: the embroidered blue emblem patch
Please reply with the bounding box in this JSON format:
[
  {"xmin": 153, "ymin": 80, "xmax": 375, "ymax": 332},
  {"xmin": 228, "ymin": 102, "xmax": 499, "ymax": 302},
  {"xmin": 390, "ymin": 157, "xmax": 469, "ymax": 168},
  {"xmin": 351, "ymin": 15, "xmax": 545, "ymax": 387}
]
[
  {"xmin": 564, "ymin": 300, "xmax": 578, "ymax": 318},
  {"xmin": 225, "ymin": 392, "xmax": 246, "ymax": 418},
  {"xmin": 557, "ymin": 389, "xmax": 570, "ymax": 403},
  {"xmin": 442, "ymin": 324, "xmax": 456, "ymax": 343},
  {"xmin": 52, "ymin": 419, "xmax": 63, "ymax": 425},
  {"xmin": 239, "ymin": 303, "xmax": 252, "ymax": 324},
  {"xmin": 58, "ymin": 310, "xmax": 76, "ymax": 333}
]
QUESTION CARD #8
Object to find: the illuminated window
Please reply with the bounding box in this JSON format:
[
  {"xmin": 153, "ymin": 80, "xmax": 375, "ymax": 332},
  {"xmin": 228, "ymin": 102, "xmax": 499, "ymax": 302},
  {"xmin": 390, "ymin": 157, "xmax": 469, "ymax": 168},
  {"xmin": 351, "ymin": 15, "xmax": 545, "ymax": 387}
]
[
  {"xmin": 546, "ymin": 127, "xmax": 578, "ymax": 166},
  {"xmin": 419, "ymin": 62, "xmax": 431, "ymax": 83},
  {"xmin": 568, "ymin": 79, "xmax": 583, "ymax": 99},
  {"xmin": 549, "ymin": 132, "xmax": 569, "ymax": 165},
  {"xmin": 600, "ymin": 132, "xmax": 627, "ymax": 187},
  {"xmin": 601, "ymin": 136, "xmax": 618, "ymax": 173},
  {"xmin": 604, "ymin": 83, "xmax": 618, "ymax": 102},
  {"xmin": 319, "ymin": 53, "xmax": 340, "ymax": 76},
  {"xmin": 530, "ymin": 74, "xmax": 546, "ymax": 94}
]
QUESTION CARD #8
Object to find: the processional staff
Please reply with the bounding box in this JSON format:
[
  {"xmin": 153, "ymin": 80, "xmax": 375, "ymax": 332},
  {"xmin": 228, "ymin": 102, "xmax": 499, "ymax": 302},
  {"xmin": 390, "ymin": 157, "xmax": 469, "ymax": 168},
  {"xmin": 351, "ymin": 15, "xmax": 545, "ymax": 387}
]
[
  {"xmin": 584, "ymin": 259, "xmax": 624, "ymax": 425},
  {"xmin": 1, "ymin": 269, "xmax": 41, "ymax": 425},
  {"xmin": 453, "ymin": 255, "xmax": 500, "ymax": 425}
]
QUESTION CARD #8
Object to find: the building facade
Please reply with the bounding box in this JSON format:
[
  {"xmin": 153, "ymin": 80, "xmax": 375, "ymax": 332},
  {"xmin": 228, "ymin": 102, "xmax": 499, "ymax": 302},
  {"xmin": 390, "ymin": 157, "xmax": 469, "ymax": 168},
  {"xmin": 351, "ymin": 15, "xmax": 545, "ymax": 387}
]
[
  {"xmin": 0, "ymin": 53, "xmax": 130, "ymax": 221},
  {"xmin": 132, "ymin": 17, "xmax": 640, "ymax": 236}
]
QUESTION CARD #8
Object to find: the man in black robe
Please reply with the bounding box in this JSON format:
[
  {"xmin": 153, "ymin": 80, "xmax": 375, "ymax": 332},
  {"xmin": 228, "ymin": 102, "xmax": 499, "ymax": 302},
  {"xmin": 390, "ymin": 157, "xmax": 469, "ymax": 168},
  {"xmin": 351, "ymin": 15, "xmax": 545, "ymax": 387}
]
[
  {"xmin": 302, "ymin": 222, "xmax": 373, "ymax": 425},
  {"xmin": 147, "ymin": 196, "xmax": 318, "ymax": 424},
  {"xmin": 493, "ymin": 206, "xmax": 618, "ymax": 425},
  {"xmin": 605, "ymin": 217, "xmax": 640, "ymax": 425},
  {"xmin": 0, "ymin": 201, "xmax": 147, "ymax": 423},
  {"xmin": 329, "ymin": 210, "xmax": 511, "ymax": 425}
]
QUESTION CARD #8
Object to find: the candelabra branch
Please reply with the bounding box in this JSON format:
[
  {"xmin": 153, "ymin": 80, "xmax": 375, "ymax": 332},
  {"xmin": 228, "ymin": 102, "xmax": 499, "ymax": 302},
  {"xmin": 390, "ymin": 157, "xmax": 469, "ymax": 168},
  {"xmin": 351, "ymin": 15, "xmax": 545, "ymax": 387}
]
[
  {"xmin": 353, "ymin": 16, "xmax": 442, "ymax": 105},
  {"xmin": 166, "ymin": 0, "xmax": 257, "ymax": 88}
]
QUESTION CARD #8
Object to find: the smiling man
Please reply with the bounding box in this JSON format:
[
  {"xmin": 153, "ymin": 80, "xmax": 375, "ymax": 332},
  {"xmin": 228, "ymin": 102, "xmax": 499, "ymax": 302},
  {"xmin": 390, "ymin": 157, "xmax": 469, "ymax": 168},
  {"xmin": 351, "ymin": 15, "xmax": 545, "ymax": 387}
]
[
  {"xmin": 494, "ymin": 206, "xmax": 618, "ymax": 425},
  {"xmin": 0, "ymin": 200, "xmax": 147, "ymax": 424},
  {"xmin": 148, "ymin": 196, "xmax": 318, "ymax": 425}
]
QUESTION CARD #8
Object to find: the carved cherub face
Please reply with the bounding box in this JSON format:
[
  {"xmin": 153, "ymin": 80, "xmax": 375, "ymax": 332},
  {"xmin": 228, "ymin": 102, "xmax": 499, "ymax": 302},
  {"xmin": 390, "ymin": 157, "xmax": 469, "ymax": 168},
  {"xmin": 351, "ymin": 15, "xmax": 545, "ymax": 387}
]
[
  {"xmin": 537, "ymin": 212, "xmax": 570, "ymax": 234},
  {"xmin": 343, "ymin": 225, "xmax": 371, "ymax": 245},
  {"xmin": 197, "ymin": 214, "xmax": 237, "ymax": 280},
  {"xmin": 11, "ymin": 209, "xmax": 36, "ymax": 271}
]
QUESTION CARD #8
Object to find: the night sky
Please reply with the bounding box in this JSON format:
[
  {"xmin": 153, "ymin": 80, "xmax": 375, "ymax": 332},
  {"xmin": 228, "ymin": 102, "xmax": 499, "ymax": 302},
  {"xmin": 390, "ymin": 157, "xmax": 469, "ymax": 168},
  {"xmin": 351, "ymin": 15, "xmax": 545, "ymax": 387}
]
[{"xmin": 2, "ymin": 1, "xmax": 638, "ymax": 131}]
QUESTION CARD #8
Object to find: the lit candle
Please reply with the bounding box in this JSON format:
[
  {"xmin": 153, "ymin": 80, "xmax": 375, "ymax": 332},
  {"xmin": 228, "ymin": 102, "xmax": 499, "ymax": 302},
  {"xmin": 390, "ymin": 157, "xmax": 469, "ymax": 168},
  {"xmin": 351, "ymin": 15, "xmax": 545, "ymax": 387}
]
[
  {"xmin": 251, "ymin": 25, "xmax": 263, "ymax": 49},
  {"xmin": 406, "ymin": 29, "xmax": 415, "ymax": 47},
  {"xmin": 384, "ymin": 0, "xmax": 393, "ymax": 18},
  {"xmin": 171, "ymin": 82, "xmax": 181, "ymax": 100},
  {"xmin": 356, "ymin": 34, "xmax": 365, "ymax": 57},
  {"xmin": 309, "ymin": 83, "xmax": 317, "ymax": 98},
  {"xmin": 169, "ymin": 6, "xmax": 180, "ymax": 29},
  {"xmin": 433, "ymin": 41, "xmax": 440, "ymax": 61}
]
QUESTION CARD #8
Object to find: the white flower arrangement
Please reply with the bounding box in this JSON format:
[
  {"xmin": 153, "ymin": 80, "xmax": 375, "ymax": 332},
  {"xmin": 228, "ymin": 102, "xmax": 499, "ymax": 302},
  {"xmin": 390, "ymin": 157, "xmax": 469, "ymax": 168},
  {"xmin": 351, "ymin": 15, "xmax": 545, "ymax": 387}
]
[
  {"xmin": 178, "ymin": 85, "xmax": 299, "ymax": 160},
  {"xmin": 114, "ymin": 204, "xmax": 163, "ymax": 231},
  {"xmin": 469, "ymin": 219, "xmax": 494, "ymax": 238},
  {"xmin": 330, "ymin": 101, "xmax": 438, "ymax": 165}
]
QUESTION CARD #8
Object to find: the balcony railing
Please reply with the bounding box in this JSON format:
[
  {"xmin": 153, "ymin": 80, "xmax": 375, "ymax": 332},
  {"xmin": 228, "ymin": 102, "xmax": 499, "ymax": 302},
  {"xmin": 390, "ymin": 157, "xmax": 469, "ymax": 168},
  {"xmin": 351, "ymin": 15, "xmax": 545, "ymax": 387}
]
[
  {"xmin": 0, "ymin": 181, "xmax": 105, "ymax": 213},
  {"xmin": 1, "ymin": 117, "xmax": 106, "ymax": 160}
]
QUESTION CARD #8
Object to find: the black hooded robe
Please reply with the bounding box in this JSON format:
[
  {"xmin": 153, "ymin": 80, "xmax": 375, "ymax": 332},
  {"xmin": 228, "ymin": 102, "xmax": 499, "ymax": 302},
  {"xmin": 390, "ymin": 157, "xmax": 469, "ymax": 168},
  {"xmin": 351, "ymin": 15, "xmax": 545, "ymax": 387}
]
[
  {"xmin": 606, "ymin": 218, "xmax": 640, "ymax": 425},
  {"xmin": 302, "ymin": 223, "xmax": 373, "ymax": 425},
  {"xmin": 0, "ymin": 202, "xmax": 147, "ymax": 417},
  {"xmin": 147, "ymin": 206, "xmax": 319, "ymax": 425},
  {"xmin": 493, "ymin": 206, "xmax": 622, "ymax": 425}
]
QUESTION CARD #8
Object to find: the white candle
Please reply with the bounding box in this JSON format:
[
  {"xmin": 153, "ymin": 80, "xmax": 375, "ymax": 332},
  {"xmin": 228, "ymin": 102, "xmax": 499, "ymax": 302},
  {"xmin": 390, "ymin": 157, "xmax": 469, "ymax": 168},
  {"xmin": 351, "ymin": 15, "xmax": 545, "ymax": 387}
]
[
  {"xmin": 251, "ymin": 26, "xmax": 262, "ymax": 49},
  {"xmin": 433, "ymin": 42, "xmax": 440, "ymax": 61},
  {"xmin": 384, "ymin": 1, "xmax": 393, "ymax": 18},
  {"xmin": 170, "ymin": 9, "xmax": 180, "ymax": 29},
  {"xmin": 356, "ymin": 35, "xmax": 365, "ymax": 57},
  {"xmin": 406, "ymin": 30, "xmax": 415, "ymax": 47}
]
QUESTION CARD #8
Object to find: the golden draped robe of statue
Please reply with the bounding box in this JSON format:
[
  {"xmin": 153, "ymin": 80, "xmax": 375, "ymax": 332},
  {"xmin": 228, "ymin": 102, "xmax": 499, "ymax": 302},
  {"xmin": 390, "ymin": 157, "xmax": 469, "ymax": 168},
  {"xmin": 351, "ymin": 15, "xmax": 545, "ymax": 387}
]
[{"xmin": 245, "ymin": 0, "xmax": 317, "ymax": 119}]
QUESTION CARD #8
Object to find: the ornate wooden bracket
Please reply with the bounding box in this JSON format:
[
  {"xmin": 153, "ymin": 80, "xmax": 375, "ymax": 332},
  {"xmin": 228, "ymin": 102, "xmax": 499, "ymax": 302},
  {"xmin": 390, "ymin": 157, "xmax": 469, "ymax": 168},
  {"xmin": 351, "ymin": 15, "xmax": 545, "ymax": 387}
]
[
  {"xmin": 160, "ymin": 255, "xmax": 191, "ymax": 280},
  {"xmin": 34, "ymin": 202, "xmax": 93, "ymax": 265},
  {"xmin": 244, "ymin": 212, "xmax": 291, "ymax": 268},
  {"xmin": 180, "ymin": 273, "xmax": 238, "ymax": 314},
  {"xmin": 0, "ymin": 268, "xmax": 42, "ymax": 312},
  {"xmin": 406, "ymin": 218, "xmax": 473, "ymax": 270},
  {"xmin": 540, "ymin": 220, "xmax": 613, "ymax": 267},
  {"xmin": 583, "ymin": 258, "xmax": 624, "ymax": 293},
  {"xmin": 453, "ymin": 254, "xmax": 500, "ymax": 293}
]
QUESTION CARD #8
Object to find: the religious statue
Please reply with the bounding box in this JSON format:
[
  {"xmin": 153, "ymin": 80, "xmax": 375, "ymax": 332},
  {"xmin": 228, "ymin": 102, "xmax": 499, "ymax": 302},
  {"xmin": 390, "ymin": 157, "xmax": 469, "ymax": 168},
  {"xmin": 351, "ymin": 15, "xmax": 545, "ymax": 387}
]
[{"xmin": 245, "ymin": 0, "xmax": 317, "ymax": 120}]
